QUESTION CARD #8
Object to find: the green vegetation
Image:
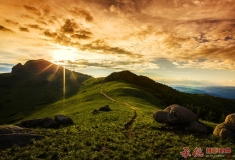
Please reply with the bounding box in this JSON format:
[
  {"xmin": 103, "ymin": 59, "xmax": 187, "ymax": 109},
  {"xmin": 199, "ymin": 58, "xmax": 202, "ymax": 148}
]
[
  {"xmin": 0, "ymin": 60, "xmax": 90, "ymax": 124},
  {"xmin": 0, "ymin": 78, "xmax": 234, "ymax": 159},
  {"xmin": 105, "ymin": 71, "xmax": 235, "ymax": 123}
]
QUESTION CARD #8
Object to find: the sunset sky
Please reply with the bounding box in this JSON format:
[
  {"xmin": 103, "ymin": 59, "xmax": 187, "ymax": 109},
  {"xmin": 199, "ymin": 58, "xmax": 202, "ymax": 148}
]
[{"xmin": 1, "ymin": 0, "xmax": 235, "ymax": 86}]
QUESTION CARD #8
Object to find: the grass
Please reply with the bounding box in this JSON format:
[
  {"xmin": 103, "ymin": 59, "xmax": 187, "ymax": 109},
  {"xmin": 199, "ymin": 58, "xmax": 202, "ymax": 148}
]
[{"xmin": 0, "ymin": 78, "xmax": 235, "ymax": 159}]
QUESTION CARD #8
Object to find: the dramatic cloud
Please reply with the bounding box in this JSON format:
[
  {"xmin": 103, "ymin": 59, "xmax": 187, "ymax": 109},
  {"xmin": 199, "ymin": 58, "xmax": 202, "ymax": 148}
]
[
  {"xmin": 80, "ymin": 40, "xmax": 141, "ymax": 58},
  {"xmin": 5, "ymin": 19, "xmax": 19, "ymax": 26},
  {"xmin": 0, "ymin": 25, "xmax": 13, "ymax": 33},
  {"xmin": 69, "ymin": 7, "xmax": 93, "ymax": 22},
  {"xmin": 1, "ymin": 0, "xmax": 235, "ymax": 85},
  {"xmin": 21, "ymin": 14, "xmax": 34, "ymax": 19},
  {"xmin": 23, "ymin": 5, "xmax": 41, "ymax": 16},
  {"xmin": 19, "ymin": 27, "xmax": 29, "ymax": 32},
  {"xmin": 61, "ymin": 19, "xmax": 78, "ymax": 34},
  {"xmin": 28, "ymin": 24, "xmax": 43, "ymax": 30},
  {"xmin": 71, "ymin": 34, "xmax": 91, "ymax": 39},
  {"xmin": 43, "ymin": 30, "xmax": 57, "ymax": 38},
  {"xmin": 64, "ymin": 59, "xmax": 158, "ymax": 71}
]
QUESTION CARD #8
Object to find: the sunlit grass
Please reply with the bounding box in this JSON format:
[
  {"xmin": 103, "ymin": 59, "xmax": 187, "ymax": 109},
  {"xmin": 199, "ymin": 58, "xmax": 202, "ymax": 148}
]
[{"xmin": 1, "ymin": 78, "xmax": 234, "ymax": 159}]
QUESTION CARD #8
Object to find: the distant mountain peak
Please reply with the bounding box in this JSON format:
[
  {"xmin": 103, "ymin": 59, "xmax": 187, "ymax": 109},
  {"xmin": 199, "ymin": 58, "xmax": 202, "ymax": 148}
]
[{"xmin": 11, "ymin": 59, "xmax": 60, "ymax": 75}]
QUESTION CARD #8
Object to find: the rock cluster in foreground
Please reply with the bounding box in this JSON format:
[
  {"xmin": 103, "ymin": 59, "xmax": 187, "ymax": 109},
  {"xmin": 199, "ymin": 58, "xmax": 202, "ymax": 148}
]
[
  {"xmin": 18, "ymin": 115, "xmax": 73, "ymax": 129},
  {"xmin": 0, "ymin": 125, "xmax": 44, "ymax": 149},
  {"xmin": 153, "ymin": 104, "xmax": 208, "ymax": 133},
  {"xmin": 213, "ymin": 113, "xmax": 235, "ymax": 139}
]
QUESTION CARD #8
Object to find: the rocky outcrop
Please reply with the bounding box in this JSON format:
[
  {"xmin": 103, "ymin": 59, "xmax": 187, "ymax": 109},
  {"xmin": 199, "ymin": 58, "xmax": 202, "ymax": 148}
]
[
  {"xmin": 0, "ymin": 125, "xmax": 44, "ymax": 149},
  {"xmin": 153, "ymin": 104, "xmax": 208, "ymax": 133},
  {"xmin": 0, "ymin": 125, "xmax": 29, "ymax": 134},
  {"xmin": 99, "ymin": 105, "xmax": 112, "ymax": 111},
  {"xmin": 17, "ymin": 115, "xmax": 73, "ymax": 129},
  {"xmin": 92, "ymin": 109, "xmax": 99, "ymax": 114},
  {"xmin": 213, "ymin": 113, "xmax": 235, "ymax": 139},
  {"xmin": 42, "ymin": 117, "xmax": 59, "ymax": 128},
  {"xmin": 92, "ymin": 105, "xmax": 112, "ymax": 115},
  {"xmin": 153, "ymin": 104, "xmax": 198, "ymax": 124},
  {"xmin": 55, "ymin": 115, "xmax": 73, "ymax": 125},
  {"xmin": 224, "ymin": 113, "xmax": 235, "ymax": 132},
  {"xmin": 19, "ymin": 119, "xmax": 43, "ymax": 128}
]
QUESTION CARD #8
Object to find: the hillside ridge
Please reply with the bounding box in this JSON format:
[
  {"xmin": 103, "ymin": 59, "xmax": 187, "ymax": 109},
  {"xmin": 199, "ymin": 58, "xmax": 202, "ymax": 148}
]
[{"xmin": 104, "ymin": 70, "xmax": 235, "ymax": 123}]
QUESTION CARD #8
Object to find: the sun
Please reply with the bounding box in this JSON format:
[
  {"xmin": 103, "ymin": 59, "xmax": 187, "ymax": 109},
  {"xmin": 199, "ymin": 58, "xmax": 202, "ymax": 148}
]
[{"xmin": 52, "ymin": 47, "xmax": 77, "ymax": 61}]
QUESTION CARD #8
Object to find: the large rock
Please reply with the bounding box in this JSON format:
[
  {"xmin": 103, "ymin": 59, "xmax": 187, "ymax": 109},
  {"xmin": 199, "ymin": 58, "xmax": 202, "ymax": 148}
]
[
  {"xmin": 0, "ymin": 125, "xmax": 44, "ymax": 149},
  {"xmin": 213, "ymin": 123, "xmax": 235, "ymax": 140},
  {"xmin": 153, "ymin": 104, "xmax": 208, "ymax": 133},
  {"xmin": 224, "ymin": 113, "xmax": 235, "ymax": 132},
  {"xmin": 18, "ymin": 119, "xmax": 43, "ymax": 128},
  {"xmin": 99, "ymin": 105, "xmax": 112, "ymax": 111},
  {"xmin": 213, "ymin": 113, "xmax": 235, "ymax": 139},
  {"xmin": 55, "ymin": 115, "xmax": 73, "ymax": 125},
  {"xmin": 153, "ymin": 104, "xmax": 198, "ymax": 124},
  {"xmin": 0, "ymin": 125, "xmax": 29, "ymax": 135},
  {"xmin": 42, "ymin": 117, "xmax": 59, "ymax": 128}
]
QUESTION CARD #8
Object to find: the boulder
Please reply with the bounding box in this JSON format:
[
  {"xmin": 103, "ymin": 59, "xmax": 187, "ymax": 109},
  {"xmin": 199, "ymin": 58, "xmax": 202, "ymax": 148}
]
[
  {"xmin": 18, "ymin": 119, "xmax": 43, "ymax": 128},
  {"xmin": 42, "ymin": 117, "xmax": 59, "ymax": 128},
  {"xmin": 213, "ymin": 113, "xmax": 235, "ymax": 139},
  {"xmin": 224, "ymin": 113, "xmax": 235, "ymax": 132},
  {"xmin": 0, "ymin": 125, "xmax": 29, "ymax": 135},
  {"xmin": 0, "ymin": 125, "xmax": 44, "ymax": 149},
  {"xmin": 92, "ymin": 109, "xmax": 99, "ymax": 114},
  {"xmin": 153, "ymin": 104, "xmax": 198, "ymax": 124},
  {"xmin": 99, "ymin": 105, "xmax": 112, "ymax": 111},
  {"xmin": 186, "ymin": 121, "xmax": 209, "ymax": 133},
  {"xmin": 55, "ymin": 115, "xmax": 73, "ymax": 125},
  {"xmin": 213, "ymin": 123, "xmax": 235, "ymax": 140}
]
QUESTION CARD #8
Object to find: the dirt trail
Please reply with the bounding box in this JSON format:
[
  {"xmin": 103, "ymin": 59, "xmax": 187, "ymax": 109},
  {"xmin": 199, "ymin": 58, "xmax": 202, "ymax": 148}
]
[{"xmin": 100, "ymin": 84, "xmax": 137, "ymax": 139}]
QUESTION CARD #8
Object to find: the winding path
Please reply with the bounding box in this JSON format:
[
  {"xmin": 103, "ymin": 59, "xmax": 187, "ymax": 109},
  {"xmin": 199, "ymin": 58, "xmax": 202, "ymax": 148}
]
[{"xmin": 100, "ymin": 84, "xmax": 137, "ymax": 139}]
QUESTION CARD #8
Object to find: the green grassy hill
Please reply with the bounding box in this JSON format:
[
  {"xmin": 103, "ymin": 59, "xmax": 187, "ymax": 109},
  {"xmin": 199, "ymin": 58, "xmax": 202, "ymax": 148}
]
[
  {"xmin": 105, "ymin": 70, "xmax": 235, "ymax": 123},
  {"xmin": 1, "ymin": 64, "xmax": 235, "ymax": 159},
  {"xmin": 0, "ymin": 75, "xmax": 235, "ymax": 159},
  {"xmin": 0, "ymin": 59, "xmax": 91, "ymax": 124}
]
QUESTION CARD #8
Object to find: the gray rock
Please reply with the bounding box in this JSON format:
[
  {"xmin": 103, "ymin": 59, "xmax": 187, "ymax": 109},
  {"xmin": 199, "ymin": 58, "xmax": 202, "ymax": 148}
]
[
  {"xmin": 18, "ymin": 119, "xmax": 43, "ymax": 128},
  {"xmin": 42, "ymin": 117, "xmax": 59, "ymax": 128},
  {"xmin": 55, "ymin": 115, "xmax": 73, "ymax": 125},
  {"xmin": 92, "ymin": 109, "xmax": 99, "ymax": 114},
  {"xmin": 213, "ymin": 123, "xmax": 235, "ymax": 140},
  {"xmin": 0, "ymin": 125, "xmax": 29, "ymax": 135},
  {"xmin": 99, "ymin": 105, "xmax": 112, "ymax": 111},
  {"xmin": 153, "ymin": 104, "xmax": 198, "ymax": 124}
]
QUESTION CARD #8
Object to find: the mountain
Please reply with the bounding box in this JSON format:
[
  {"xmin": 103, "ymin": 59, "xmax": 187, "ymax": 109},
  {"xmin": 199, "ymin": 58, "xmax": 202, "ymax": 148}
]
[
  {"xmin": 172, "ymin": 86, "xmax": 209, "ymax": 95},
  {"xmin": 0, "ymin": 59, "xmax": 91, "ymax": 124},
  {"xmin": 105, "ymin": 70, "xmax": 235, "ymax": 122},
  {"xmin": 172, "ymin": 86, "xmax": 235, "ymax": 100},
  {"xmin": 1, "ymin": 68, "xmax": 235, "ymax": 159}
]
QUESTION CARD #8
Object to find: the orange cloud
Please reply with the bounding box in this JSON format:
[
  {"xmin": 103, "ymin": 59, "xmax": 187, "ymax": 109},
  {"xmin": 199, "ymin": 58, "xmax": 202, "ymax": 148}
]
[{"xmin": 23, "ymin": 5, "xmax": 41, "ymax": 16}]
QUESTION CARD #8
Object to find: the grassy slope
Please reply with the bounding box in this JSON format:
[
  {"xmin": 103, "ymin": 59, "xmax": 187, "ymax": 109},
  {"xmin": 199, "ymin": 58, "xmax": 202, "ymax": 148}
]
[
  {"xmin": 0, "ymin": 78, "xmax": 235, "ymax": 159},
  {"xmin": 0, "ymin": 69, "xmax": 90, "ymax": 124}
]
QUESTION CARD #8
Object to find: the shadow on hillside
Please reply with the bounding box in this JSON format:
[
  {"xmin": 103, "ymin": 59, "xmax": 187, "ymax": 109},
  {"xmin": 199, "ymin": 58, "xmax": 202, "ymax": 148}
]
[
  {"xmin": 0, "ymin": 60, "xmax": 91, "ymax": 124},
  {"xmin": 151, "ymin": 125, "xmax": 213, "ymax": 139}
]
